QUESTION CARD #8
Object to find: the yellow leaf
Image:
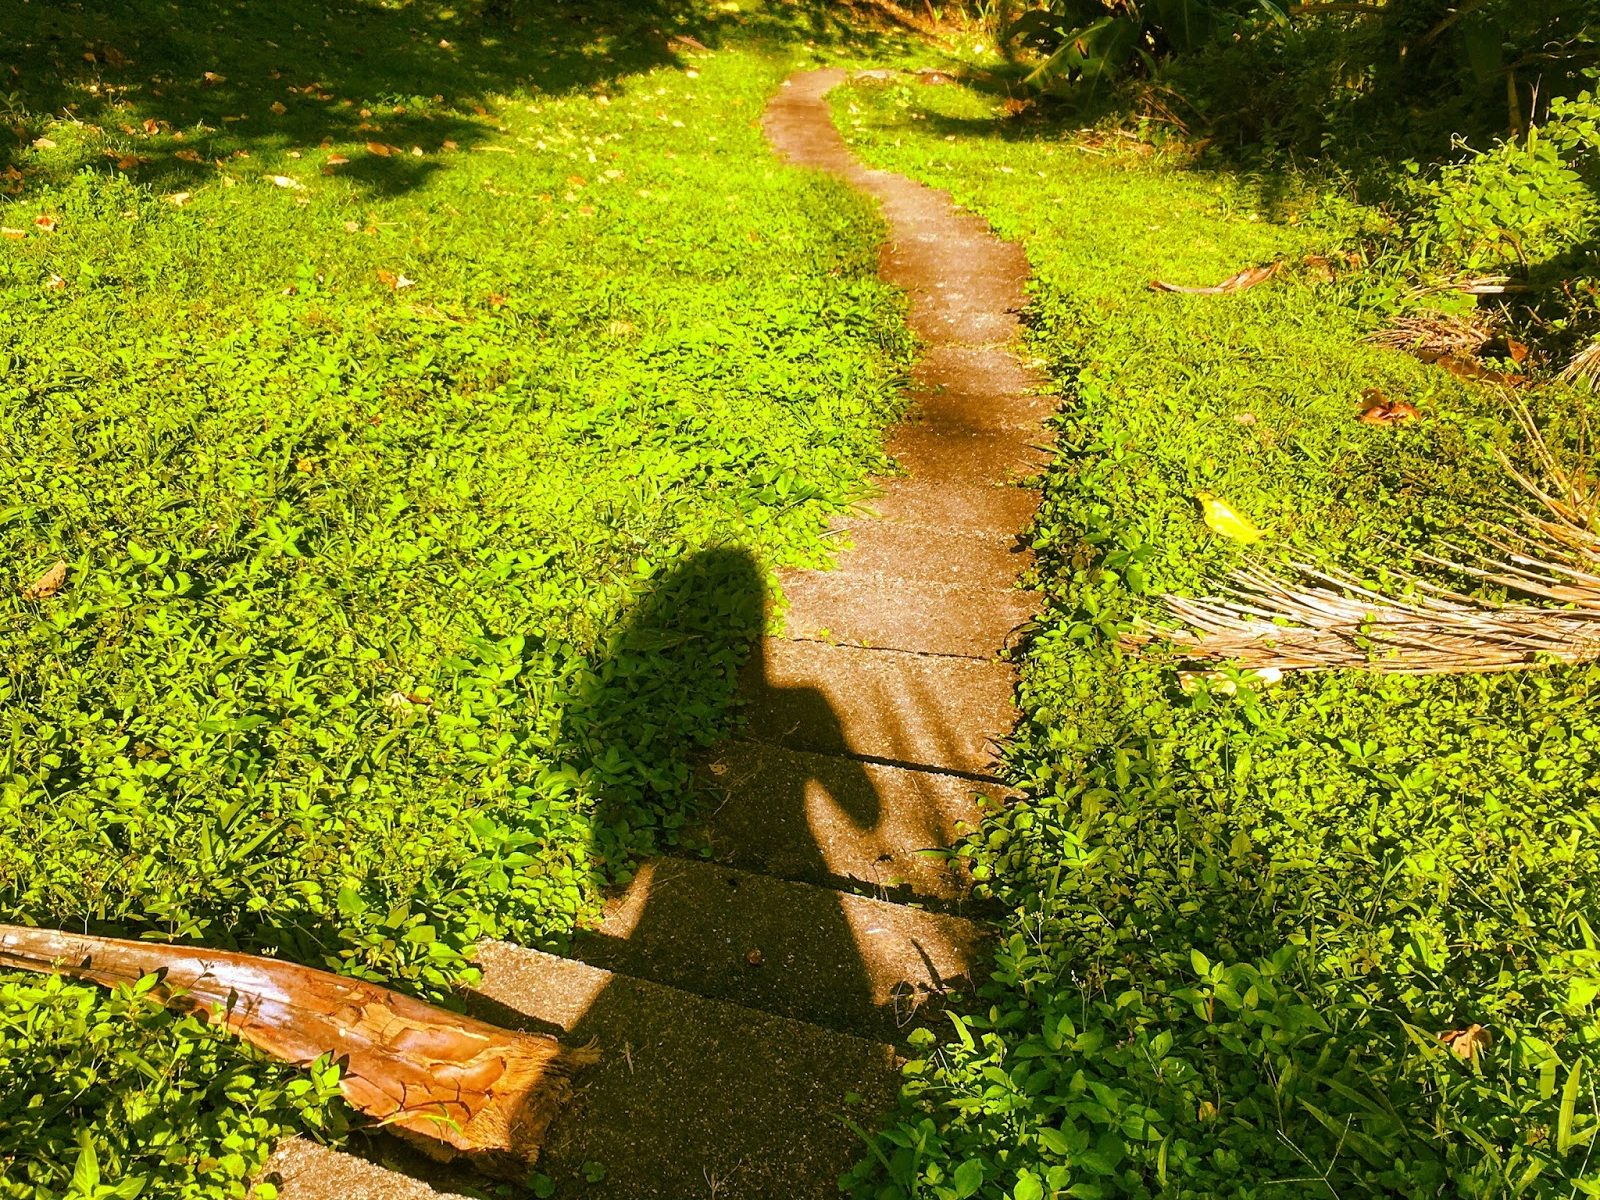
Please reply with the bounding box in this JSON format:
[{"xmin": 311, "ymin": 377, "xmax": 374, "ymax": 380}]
[{"xmin": 1196, "ymin": 491, "xmax": 1263, "ymax": 544}]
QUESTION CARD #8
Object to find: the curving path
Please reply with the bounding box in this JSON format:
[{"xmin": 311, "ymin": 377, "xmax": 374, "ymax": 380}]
[{"xmin": 266, "ymin": 68, "xmax": 1051, "ymax": 1200}]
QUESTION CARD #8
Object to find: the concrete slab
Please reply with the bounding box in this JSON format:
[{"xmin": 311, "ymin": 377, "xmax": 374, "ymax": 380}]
[
  {"xmin": 571, "ymin": 857, "xmax": 989, "ymax": 1041},
  {"xmin": 263, "ymin": 1139, "xmax": 473, "ymax": 1200},
  {"xmin": 909, "ymin": 344, "xmax": 1057, "ymax": 432},
  {"xmin": 468, "ymin": 943, "xmax": 903, "ymax": 1200},
  {"xmin": 885, "ymin": 423, "xmax": 1053, "ymax": 485},
  {"xmin": 778, "ymin": 569, "xmax": 1039, "ymax": 658},
  {"xmin": 741, "ymin": 638, "xmax": 1016, "ymax": 778},
  {"xmin": 694, "ymin": 740, "xmax": 1002, "ymax": 902},
  {"xmin": 862, "ymin": 477, "xmax": 1041, "ymax": 534},
  {"xmin": 826, "ymin": 518, "xmax": 1033, "ymax": 586}
]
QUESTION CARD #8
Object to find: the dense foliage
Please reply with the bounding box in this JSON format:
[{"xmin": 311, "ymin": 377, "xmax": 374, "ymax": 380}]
[
  {"xmin": 0, "ymin": 2, "xmax": 909, "ymax": 1194},
  {"xmin": 837, "ymin": 70, "xmax": 1600, "ymax": 1200}
]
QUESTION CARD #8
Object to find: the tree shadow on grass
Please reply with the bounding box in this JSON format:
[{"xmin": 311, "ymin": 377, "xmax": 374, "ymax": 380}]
[{"xmin": 1, "ymin": 0, "xmax": 709, "ymax": 194}]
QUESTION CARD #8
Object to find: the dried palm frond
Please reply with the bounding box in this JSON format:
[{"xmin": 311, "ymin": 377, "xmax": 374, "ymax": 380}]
[
  {"xmin": 1136, "ymin": 396, "xmax": 1600, "ymax": 675},
  {"xmin": 1368, "ymin": 311, "xmax": 1491, "ymax": 358},
  {"xmin": 1560, "ymin": 338, "xmax": 1600, "ymax": 394},
  {"xmin": 1147, "ymin": 555, "xmax": 1600, "ymax": 674},
  {"xmin": 0, "ymin": 926, "xmax": 598, "ymax": 1175}
]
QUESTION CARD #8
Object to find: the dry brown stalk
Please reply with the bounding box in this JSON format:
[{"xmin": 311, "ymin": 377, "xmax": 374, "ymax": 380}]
[
  {"xmin": 1150, "ymin": 262, "xmax": 1281, "ymax": 295},
  {"xmin": 0, "ymin": 926, "xmax": 598, "ymax": 1174}
]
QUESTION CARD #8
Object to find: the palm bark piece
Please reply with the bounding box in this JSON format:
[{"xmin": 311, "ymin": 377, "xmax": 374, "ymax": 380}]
[{"xmin": 0, "ymin": 925, "xmax": 597, "ymax": 1174}]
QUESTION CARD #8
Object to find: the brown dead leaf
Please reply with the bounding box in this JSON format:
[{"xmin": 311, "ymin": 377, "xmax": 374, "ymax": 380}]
[
  {"xmin": 385, "ymin": 689, "xmax": 434, "ymax": 711},
  {"xmin": 32, "ymin": 214, "xmax": 57, "ymax": 232},
  {"xmin": 142, "ymin": 118, "xmax": 160, "ymax": 135},
  {"xmin": 1415, "ymin": 348, "xmax": 1527, "ymax": 384},
  {"xmin": 1151, "ymin": 262, "xmax": 1281, "ymax": 295},
  {"xmin": 1303, "ymin": 254, "xmax": 1336, "ymax": 282},
  {"xmin": 1, "ymin": 228, "xmax": 25, "ymax": 240},
  {"xmin": 174, "ymin": 148, "xmax": 203, "ymax": 163},
  {"xmin": 487, "ymin": 293, "xmax": 506, "ymax": 309},
  {"xmin": 376, "ymin": 269, "xmax": 415, "ymax": 291},
  {"xmin": 32, "ymin": 136, "xmax": 57, "ymax": 150},
  {"xmin": 744, "ymin": 948, "xmax": 764, "ymax": 967},
  {"xmin": 114, "ymin": 154, "xmax": 146, "ymax": 171},
  {"xmin": 44, "ymin": 274, "xmax": 65, "ymax": 290},
  {"xmin": 22, "ymin": 560, "xmax": 67, "ymax": 601},
  {"xmin": 102, "ymin": 46, "xmax": 131, "ymax": 69},
  {"xmin": 166, "ymin": 191, "xmax": 193, "ymax": 206},
  {"xmin": 270, "ymin": 101, "xmax": 288, "ymax": 115},
  {"xmin": 442, "ymin": 139, "xmax": 458, "ymax": 151},
  {"xmin": 366, "ymin": 140, "xmax": 393, "ymax": 157},
  {"xmin": 1001, "ymin": 96, "xmax": 1035, "ymax": 118},
  {"xmin": 1439, "ymin": 1024, "xmax": 1492, "ymax": 1063},
  {"xmin": 202, "ymin": 71, "xmax": 226, "ymax": 85},
  {"xmin": 1358, "ymin": 388, "xmax": 1420, "ymax": 425},
  {"xmin": 268, "ymin": 174, "xmax": 304, "ymax": 189}
]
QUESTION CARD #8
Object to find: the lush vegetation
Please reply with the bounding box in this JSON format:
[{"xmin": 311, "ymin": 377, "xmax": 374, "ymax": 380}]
[
  {"xmin": 835, "ymin": 31, "xmax": 1600, "ymax": 1200},
  {"xmin": 0, "ymin": 1, "xmax": 911, "ymax": 1194},
  {"xmin": 6, "ymin": 0, "xmax": 1600, "ymax": 1196}
]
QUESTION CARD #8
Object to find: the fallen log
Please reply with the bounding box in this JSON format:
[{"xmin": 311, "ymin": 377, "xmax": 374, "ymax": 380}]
[{"xmin": 0, "ymin": 925, "xmax": 596, "ymax": 1175}]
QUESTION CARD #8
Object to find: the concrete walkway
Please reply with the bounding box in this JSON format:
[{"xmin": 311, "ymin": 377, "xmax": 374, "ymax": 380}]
[{"xmin": 265, "ymin": 68, "xmax": 1050, "ymax": 1200}]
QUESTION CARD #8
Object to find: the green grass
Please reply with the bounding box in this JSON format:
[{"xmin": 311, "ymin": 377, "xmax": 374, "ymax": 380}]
[
  {"xmin": 0, "ymin": 3, "xmax": 911, "ymax": 1195},
  {"xmin": 835, "ymin": 76, "xmax": 1600, "ymax": 1200}
]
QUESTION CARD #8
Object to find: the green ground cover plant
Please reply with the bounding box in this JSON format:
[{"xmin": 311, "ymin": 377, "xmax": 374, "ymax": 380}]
[
  {"xmin": 0, "ymin": 2, "xmax": 911, "ymax": 1194},
  {"xmin": 835, "ymin": 72, "xmax": 1600, "ymax": 1199}
]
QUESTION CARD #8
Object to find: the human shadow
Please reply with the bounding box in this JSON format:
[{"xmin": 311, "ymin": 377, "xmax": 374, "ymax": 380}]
[{"xmin": 449, "ymin": 546, "xmax": 983, "ymax": 1196}]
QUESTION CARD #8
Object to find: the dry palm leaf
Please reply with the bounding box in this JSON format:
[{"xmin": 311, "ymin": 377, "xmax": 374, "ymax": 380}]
[
  {"xmin": 1151, "ymin": 262, "xmax": 1280, "ymax": 295},
  {"xmin": 1368, "ymin": 311, "xmax": 1490, "ymax": 359},
  {"xmin": 1561, "ymin": 339, "xmax": 1600, "ymax": 394},
  {"xmin": 1143, "ymin": 557, "xmax": 1600, "ymax": 673},
  {"xmin": 1133, "ymin": 397, "xmax": 1600, "ymax": 674},
  {"xmin": 0, "ymin": 926, "xmax": 597, "ymax": 1174}
]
